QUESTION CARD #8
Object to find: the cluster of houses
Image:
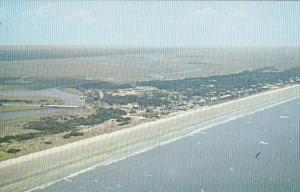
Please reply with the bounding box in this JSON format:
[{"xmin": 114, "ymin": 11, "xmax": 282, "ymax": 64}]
[
  {"xmin": 110, "ymin": 86, "xmax": 158, "ymax": 97},
  {"xmin": 80, "ymin": 76, "xmax": 300, "ymax": 117}
]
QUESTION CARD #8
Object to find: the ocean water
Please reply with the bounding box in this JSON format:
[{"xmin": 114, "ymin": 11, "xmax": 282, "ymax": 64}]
[{"xmin": 39, "ymin": 99, "xmax": 300, "ymax": 192}]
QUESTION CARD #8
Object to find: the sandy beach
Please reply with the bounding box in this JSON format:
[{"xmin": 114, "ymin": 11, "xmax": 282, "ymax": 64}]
[{"xmin": 1, "ymin": 85, "xmax": 300, "ymax": 192}]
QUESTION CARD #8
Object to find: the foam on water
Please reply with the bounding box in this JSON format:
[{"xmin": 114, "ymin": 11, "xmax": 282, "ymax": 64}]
[
  {"xmin": 260, "ymin": 141, "xmax": 269, "ymax": 145},
  {"xmin": 280, "ymin": 115, "xmax": 289, "ymax": 119}
]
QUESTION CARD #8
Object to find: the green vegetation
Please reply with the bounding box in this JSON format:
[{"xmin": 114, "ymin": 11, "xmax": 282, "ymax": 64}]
[
  {"xmin": 1, "ymin": 65, "xmax": 299, "ymax": 155},
  {"xmin": 116, "ymin": 116, "xmax": 131, "ymax": 122},
  {"xmin": 1, "ymin": 107, "xmax": 127, "ymax": 144},
  {"xmin": 75, "ymin": 107, "xmax": 127, "ymax": 125},
  {"xmin": 85, "ymin": 66, "xmax": 300, "ymax": 110},
  {"xmin": 6, "ymin": 148, "xmax": 21, "ymax": 153},
  {"xmin": 116, "ymin": 116, "xmax": 131, "ymax": 126},
  {"xmin": 135, "ymin": 66, "xmax": 300, "ymax": 97},
  {"xmin": 21, "ymin": 107, "xmax": 126, "ymax": 137},
  {"xmin": 24, "ymin": 117, "xmax": 76, "ymax": 134},
  {"xmin": 0, "ymin": 99, "xmax": 32, "ymax": 104},
  {"xmin": 118, "ymin": 121, "xmax": 131, "ymax": 126},
  {"xmin": 102, "ymin": 93, "xmax": 170, "ymax": 108},
  {"xmin": 129, "ymin": 109, "xmax": 136, "ymax": 114},
  {"xmin": 63, "ymin": 131, "xmax": 84, "ymax": 139},
  {"xmin": 143, "ymin": 113, "xmax": 160, "ymax": 119},
  {"xmin": 0, "ymin": 132, "xmax": 40, "ymax": 144}
]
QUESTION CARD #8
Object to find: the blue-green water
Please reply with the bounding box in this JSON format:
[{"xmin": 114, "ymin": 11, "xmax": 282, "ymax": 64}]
[{"xmin": 41, "ymin": 99, "xmax": 300, "ymax": 192}]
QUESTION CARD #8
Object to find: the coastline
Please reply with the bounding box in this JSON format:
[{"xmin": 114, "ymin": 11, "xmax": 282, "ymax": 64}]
[{"xmin": 1, "ymin": 85, "xmax": 300, "ymax": 191}]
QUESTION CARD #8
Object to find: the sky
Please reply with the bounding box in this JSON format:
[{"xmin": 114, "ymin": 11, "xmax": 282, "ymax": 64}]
[{"xmin": 0, "ymin": 1, "xmax": 299, "ymax": 47}]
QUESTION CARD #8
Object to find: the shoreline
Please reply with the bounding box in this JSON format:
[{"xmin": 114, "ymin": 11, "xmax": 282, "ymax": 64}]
[{"xmin": 1, "ymin": 85, "xmax": 300, "ymax": 191}]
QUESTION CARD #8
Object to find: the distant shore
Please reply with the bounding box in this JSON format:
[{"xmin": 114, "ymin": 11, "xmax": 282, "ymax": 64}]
[{"xmin": 1, "ymin": 85, "xmax": 300, "ymax": 192}]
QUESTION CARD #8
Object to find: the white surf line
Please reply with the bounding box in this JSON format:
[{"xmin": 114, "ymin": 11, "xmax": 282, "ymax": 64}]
[
  {"xmin": 63, "ymin": 178, "xmax": 72, "ymax": 183},
  {"xmin": 25, "ymin": 93, "xmax": 300, "ymax": 192}
]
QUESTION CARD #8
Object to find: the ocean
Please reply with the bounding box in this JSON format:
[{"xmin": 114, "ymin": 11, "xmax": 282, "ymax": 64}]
[{"xmin": 40, "ymin": 99, "xmax": 300, "ymax": 192}]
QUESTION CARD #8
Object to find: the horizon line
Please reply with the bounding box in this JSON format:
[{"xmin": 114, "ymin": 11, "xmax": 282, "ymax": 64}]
[{"xmin": 0, "ymin": 44, "xmax": 299, "ymax": 49}]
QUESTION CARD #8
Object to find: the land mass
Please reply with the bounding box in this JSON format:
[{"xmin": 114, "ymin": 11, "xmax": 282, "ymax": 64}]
[
  {"xmin": 0, "ymin": 84, "xmax": 299, "ymax": 192},
  {"xmin": 1, "ymin": 47, "xmax": 299, "ymax": 82},
  {"xmin": 1, "ymin": 66, "xmax": 300, "ymax": 160}
]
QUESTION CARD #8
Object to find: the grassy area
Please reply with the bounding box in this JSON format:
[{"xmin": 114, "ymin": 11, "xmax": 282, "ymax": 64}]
[
  {"xmin": 63, "ymin": 131, "xmax": 84, "ymax": 139},
  {"xmin": 102, "ymin": 94, "xmax": 170, "ymax": 108},
  {"xmin": 0, "ymin": 132, "xmax": 41, "ymax": 144},
  {"xmin": 23, "ymin": 107, "xmax": 126, "ymax": 134},
  {"xmin": 6, "ymin": 148, "xmax": 21, "ymax": 153},
  {"xmin": 44, "ymin": 141, "xmax": 52, "ymax": 145},
  {"xmin": 0, "ymin": 98, "xmax": 32, "ymax": 104},
  {"xmin": 0, "ymin": 106, "xmax": 130, "ymax": 159},
  {"xmin": 0, "ymin": 107, "xmax": 125, "ymax": 145}
]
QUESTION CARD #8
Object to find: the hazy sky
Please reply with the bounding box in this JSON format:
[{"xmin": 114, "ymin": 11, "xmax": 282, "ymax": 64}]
[{"xmin": 0, "ymin": 1, "xmax": 299, "ymax": 46}]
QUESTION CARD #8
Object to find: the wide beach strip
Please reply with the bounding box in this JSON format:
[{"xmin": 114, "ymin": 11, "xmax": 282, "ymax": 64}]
[{"xmin": 1, "ymin": 85, "xmax": 300, "ymax": 191}]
